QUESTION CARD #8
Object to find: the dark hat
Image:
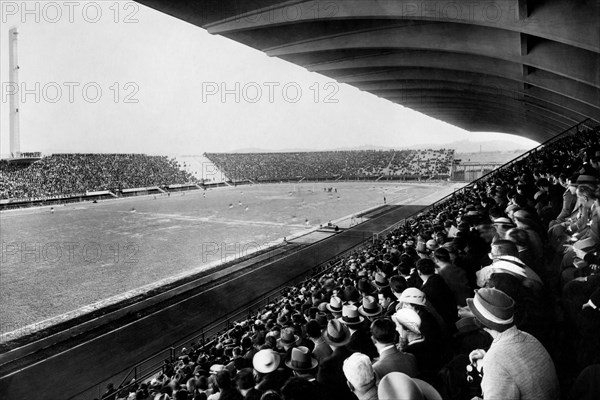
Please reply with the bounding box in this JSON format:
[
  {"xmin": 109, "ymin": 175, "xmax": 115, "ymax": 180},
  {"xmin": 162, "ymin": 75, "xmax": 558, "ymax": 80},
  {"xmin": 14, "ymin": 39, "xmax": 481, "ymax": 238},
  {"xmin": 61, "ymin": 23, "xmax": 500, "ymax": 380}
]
[
  {"xmin": 284, "ymin": 346, "xmax": 318, "ymax": 371},
  {"xmin": 358, "ymin": 295, "xmax": 382, "ymax": 317},
  {"xmin": 314, "ymin": 312, "xmax": 328, "ymax": 329},
  {"xmin": 323, "ymin": 319, "xmax": 351, "ymax": 347},
  {"xmin": 467, "ymin": 288, "xmax": 515, "ymax": 332},
  {"xmin": 339, "ymin": 304, "xmax": 364, "ymax": 327},
  {"xmin": 357, "ymin": 277, "xmax": 375, "ymax": 294}
]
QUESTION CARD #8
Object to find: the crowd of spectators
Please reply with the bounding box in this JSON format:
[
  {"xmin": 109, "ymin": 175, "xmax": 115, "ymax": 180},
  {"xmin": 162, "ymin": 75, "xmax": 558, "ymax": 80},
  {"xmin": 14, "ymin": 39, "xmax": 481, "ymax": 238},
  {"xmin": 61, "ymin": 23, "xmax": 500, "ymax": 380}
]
[
  {"xmin": 0, "ymin": 154, "xmax": 196, "ymax": 200},
  {"xmin": 205, "ymin": 150, "xmax": 454, "ymax": 182},
  {"xmin": 91, "ymin": 125, "xmax": 600, "ymax": 400}
]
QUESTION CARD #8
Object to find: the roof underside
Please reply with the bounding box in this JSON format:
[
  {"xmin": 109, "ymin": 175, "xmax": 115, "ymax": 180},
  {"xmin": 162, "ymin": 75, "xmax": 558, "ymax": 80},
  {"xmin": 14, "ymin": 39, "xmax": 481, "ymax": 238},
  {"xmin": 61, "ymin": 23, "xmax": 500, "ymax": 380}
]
[{"xmin": 137, "ymin": 0, "xmax": 600, "ymax": 143}]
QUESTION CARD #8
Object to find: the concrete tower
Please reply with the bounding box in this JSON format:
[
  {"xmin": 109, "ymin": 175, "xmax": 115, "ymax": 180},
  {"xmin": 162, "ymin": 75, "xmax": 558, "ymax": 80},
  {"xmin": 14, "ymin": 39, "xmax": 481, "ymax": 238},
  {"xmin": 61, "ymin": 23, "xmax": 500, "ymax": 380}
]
[{"xmin": 9, "ymin": 27, "xmax": 21, "ymax": 158}]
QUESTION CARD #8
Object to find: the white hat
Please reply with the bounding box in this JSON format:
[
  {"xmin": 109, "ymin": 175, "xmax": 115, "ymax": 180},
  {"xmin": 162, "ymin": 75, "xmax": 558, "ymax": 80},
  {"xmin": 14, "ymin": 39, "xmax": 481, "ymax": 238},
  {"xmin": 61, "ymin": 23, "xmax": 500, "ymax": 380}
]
[
  {"xmin": 399, "ymin": 287, "xmax": 427, "ymax": 306},
  {"xmin": 392, "ymin": 308, "xmax": 422, "ymax": 334},
  {"xmin": 252, "ymin": 349, "xmax": 281, "ymax": 374}
]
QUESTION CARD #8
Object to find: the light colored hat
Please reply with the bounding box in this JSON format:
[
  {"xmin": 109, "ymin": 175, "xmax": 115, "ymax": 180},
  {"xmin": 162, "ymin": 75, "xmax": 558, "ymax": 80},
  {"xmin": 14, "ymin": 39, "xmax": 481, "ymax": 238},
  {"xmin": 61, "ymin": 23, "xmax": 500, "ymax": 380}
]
[
  {"xmin": 378, "ymin": 372, "xmax": 443, "ymax": 400},
  {"xmin": 326, "ymin": 296, "xmax": 343, "ymax": 314},
  {"xmin": 252, "ymin": 349, "xmax": 281, "ymax": 374},
  {"xmin": 323, "ymin": 319, "xmax": 351, "ymax": 347},
  {"xmin": 339, "ymin": 304, "xmax": 364, "ymax": 327},
  {"xmin": 343, "ymin": 353, "xmax": 375, "ymax": 391},
  {"xmin": 399, "ymin": 287, "xmax": 427, "ymax": 306},
  {"xmin": 392, "ymin": 308, "xmax": 422, "ymax": 335},
  {"xmin": 209, "ymin": 364, "xmax": 226, "ymax": 375},
  {"xmin": 491, "ymin": 260, "xmax": 527, "ymax": 278},
  {"xmin": 373, "ymin": 272, "xmax": 389, "ymax": 288},
  {"xmin": 358, "ymin": 295, "xmax": 382, "ymax": 317}
]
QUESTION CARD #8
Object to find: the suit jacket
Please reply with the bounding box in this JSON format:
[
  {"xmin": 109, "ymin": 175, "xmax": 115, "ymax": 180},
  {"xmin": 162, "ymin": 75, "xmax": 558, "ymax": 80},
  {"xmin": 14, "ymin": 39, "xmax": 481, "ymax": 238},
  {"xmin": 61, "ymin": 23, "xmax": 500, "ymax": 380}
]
[
  {"xmin": 317, "ymin": 346, "xmax": 355, "ymax": 400},
  {"xmin": 312, "ymin": 337, "xmax": 333, "ymax": 364},
  {"xmin": 384, "ymin": 300, "xmax": 399, "ymax": 317},
  {"xmin": 421, "ymin": 274, "xmax": 457, "ymax": 328},
  {"xmin": 373, "ymin": 345, "xmax": 419, "ymax": 383},
  {"xmin": 348, "ymin": 324, "xmax": 378, "ymax": 359}
]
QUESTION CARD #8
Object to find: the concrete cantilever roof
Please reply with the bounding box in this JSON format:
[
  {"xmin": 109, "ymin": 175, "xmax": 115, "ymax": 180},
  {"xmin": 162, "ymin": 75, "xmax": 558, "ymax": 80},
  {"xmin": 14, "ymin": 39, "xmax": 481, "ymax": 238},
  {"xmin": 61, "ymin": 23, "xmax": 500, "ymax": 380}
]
[{"xmin": 137, "ymin": 0, "xmax": 600, "ymax": 143}]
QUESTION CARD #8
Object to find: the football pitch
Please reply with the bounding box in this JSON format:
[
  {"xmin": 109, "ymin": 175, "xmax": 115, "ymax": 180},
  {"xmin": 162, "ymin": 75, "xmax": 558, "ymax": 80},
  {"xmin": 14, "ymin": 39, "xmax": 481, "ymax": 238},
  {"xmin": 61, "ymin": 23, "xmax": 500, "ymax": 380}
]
[{"xmin": 0, "ymin": 181, "xmax": 460, "ymax": 337}]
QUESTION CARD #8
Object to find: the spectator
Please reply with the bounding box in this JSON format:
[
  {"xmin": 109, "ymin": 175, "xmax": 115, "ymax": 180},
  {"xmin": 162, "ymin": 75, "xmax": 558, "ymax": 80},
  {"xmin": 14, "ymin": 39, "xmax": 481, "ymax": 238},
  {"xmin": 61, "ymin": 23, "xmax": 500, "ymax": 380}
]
[
  {"xmin": 342, "ymin": 353, "xmax": 378, "ymax": 400},
  {"xmin": 370, "ymin": 317, "xmax": 419, "ymax": 382},
  {"xmin": 467, "ymin": 288, "xmax": 559, "ymax": 399},
  {"xmin": 316, "ymin": 319, "xmax": 355, "ymax": 400}
]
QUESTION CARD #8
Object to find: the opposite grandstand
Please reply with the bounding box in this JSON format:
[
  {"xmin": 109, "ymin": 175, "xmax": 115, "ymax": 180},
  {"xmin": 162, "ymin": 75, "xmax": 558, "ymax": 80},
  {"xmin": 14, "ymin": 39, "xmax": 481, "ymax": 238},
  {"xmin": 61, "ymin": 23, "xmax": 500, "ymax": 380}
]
[
  {"xmin": 0, "ymin": 154, "xmax": 196, "ymax": 200},
  {"xmin": 205, "ymin": 149, "xmax": 454, "ymax": 182}
]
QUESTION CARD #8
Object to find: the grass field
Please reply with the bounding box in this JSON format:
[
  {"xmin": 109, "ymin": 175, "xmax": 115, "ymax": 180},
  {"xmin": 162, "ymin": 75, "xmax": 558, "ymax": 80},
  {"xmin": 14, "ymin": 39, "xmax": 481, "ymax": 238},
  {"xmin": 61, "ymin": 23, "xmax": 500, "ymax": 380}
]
[{"xmin": 0, "ymin": 181, "xmax": 459, "ymax": 337}]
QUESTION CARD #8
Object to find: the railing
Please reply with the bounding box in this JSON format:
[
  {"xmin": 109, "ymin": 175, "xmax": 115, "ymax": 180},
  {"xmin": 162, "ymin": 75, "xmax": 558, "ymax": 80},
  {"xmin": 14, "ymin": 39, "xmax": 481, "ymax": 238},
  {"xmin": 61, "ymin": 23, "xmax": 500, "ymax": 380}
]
[{"xmin": 71, "ymin": 119, "xmax": 597, "ymax": 399}]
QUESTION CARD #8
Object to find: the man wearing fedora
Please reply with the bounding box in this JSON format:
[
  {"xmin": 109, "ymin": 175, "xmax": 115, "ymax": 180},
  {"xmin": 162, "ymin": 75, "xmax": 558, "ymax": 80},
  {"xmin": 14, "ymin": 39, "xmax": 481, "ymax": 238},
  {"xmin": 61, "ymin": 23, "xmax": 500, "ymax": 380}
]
[
  {"xmin": 284, "ymin": 346, "xmax": 319, "ymax": 377},
  {"xmin": 358, "ymin": 295, "xmax": 382, "ymax": 322},
  {"xmin": 340, "ymin": 304, "xmax": 378, "ymax": 359},
  {"xmin": 370, "ymin": 317, "xmax": 419, "ymax": 383},
  {"xmin": 316, "ymin": 319, "xmax": 355, "ymax": 400},
  {"xmin": 467, "ymin": 288, "xmax": 559, "ymax": 400}
]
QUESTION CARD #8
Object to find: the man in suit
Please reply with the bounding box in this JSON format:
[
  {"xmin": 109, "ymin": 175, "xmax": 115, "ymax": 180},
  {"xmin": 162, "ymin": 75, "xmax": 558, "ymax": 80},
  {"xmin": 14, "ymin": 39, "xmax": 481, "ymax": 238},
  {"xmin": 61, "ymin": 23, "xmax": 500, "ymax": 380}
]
[
  {"xmin": 341, "ymin": 304, "xmax": 378, "ymax": 359},
  {"xmin": 370, "ymin": 317, "xmax": 419, "ymax": 383},
  {"xmin": 378, "ymin": 286, "xmax": 398, "ymax": 317},
  {"xmin": 417, "ymin": 258, "xmax": 457, "ymax": 330},
  {"xmin": 316, "ymin": 319, "xmax": 355, "ymax": 400}
]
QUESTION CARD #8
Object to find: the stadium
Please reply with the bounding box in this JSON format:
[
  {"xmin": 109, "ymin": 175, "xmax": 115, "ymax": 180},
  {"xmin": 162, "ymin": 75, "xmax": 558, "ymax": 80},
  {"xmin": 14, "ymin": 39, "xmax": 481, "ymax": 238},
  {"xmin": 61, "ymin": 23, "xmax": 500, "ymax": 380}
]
[{"xmin": 0, "ymin": 1, "xmax": 599, "ymax": 400}]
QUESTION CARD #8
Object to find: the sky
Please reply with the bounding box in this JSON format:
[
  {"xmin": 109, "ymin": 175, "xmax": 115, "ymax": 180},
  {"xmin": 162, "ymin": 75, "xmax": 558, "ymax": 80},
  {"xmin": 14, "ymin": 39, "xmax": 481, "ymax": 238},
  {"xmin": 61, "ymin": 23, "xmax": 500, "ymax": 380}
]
[{"xmin": 0, "ymin": 1, "xmax": 540, "ymax": 156}]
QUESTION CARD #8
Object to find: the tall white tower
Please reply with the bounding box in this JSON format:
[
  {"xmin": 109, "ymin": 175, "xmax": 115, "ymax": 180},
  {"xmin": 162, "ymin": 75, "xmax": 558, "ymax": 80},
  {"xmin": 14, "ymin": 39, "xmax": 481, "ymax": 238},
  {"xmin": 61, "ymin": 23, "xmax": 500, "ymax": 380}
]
[{"xmin": 9, "ymin": 28, "xmax": 21, "ymax": 158}]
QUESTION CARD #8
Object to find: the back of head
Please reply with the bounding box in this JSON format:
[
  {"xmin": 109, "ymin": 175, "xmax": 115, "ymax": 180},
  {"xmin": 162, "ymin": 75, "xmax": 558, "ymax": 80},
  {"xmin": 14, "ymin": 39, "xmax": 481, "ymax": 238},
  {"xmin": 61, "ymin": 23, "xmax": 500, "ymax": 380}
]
[
  {"xmin": 234, "ymin": 368, "xmax": 256, "ymax": 391},
  {"xmin": 389, "ymin": 275, "xmax": 408, "ymax": 294},
  {"xmin": 215, "ymin": 370, "xmax": 232, "ymax": 390},
  {"xmin": 379, "ymin": 286, "xmax": 394, "ymax": 301},
  {"xmin": 305, "ymin": 320, "xmax": 322, "ymax": 339},
  {"xmin": 433, "ymin": 247, "xmax": 451, "ymax": 263},
  {"xmin": 281, "ymin": 376, "xmax": 318, "ymax": 400},
  {"xmin": 370, "ymin": 317, "xmax": 396, "ymax": 344},
  {"xmin": 416, "ymin": 258, "xmax": 436, "ymax": 275}
]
